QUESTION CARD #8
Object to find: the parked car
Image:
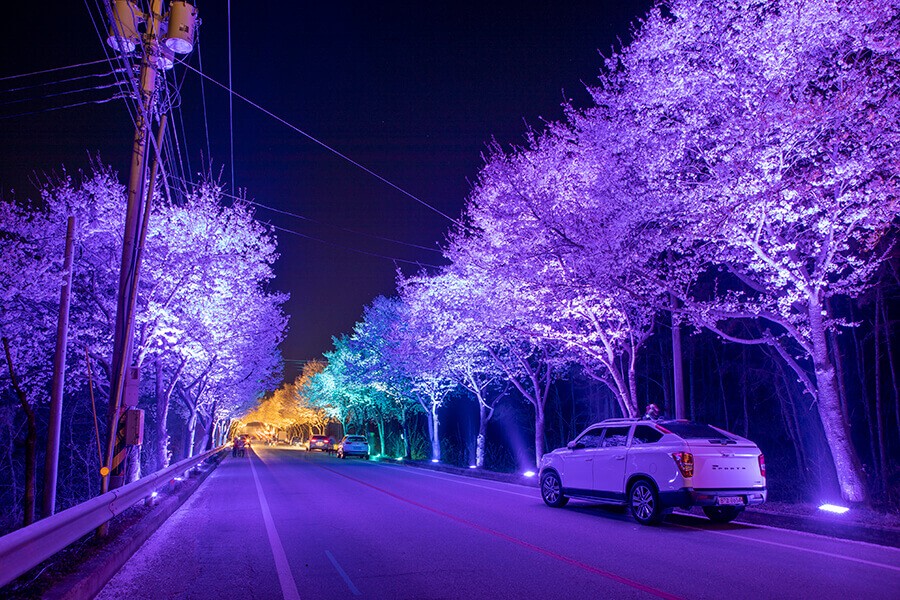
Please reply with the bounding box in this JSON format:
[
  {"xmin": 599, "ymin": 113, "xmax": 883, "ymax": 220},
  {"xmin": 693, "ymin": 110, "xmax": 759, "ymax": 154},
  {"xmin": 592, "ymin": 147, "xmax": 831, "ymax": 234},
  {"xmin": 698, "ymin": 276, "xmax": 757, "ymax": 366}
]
[
  {"xmin": 308, "ymin": 435, "xmax": 331, "ymax": 452},
  {"xmin": 338, "ymin": 435, "xmax": 369, "ymax": 459},
  {"xmin": 290, "ymin": 437, "xmax": 303, "ymax": 447},
  {"xmin": 539, "ymin": 418, "xmax": 766, "ymax": 525}
]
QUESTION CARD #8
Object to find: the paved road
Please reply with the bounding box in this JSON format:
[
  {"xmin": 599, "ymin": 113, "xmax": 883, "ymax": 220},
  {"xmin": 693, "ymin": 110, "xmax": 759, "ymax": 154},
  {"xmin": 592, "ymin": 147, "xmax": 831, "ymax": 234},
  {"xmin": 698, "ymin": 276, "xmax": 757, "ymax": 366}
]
[{"xmin": 97, "ymin": 447, "xmax": 900, "ymax": 600}]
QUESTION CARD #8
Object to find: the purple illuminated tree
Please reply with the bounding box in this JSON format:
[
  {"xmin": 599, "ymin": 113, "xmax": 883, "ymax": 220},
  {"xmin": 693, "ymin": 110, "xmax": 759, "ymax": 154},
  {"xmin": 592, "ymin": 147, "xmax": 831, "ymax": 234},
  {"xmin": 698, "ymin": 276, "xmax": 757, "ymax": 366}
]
[
  {"xmin": 595, "ymin": 0, "xmax": 900, "ymax": 502},
  {"xmin": 0, "ymin": 200, "xmax": 61, "ymax": 525},
  {"xmin": 2, "ymin": 168, "xmax": 286, "ymax": 486},
  {"xmin": 457, "ymin": 132, "xmax": 663, "ymax": 418},
  {"xmin": 400, "ymin": 270, "xmax": 507, "ymax": 467}
]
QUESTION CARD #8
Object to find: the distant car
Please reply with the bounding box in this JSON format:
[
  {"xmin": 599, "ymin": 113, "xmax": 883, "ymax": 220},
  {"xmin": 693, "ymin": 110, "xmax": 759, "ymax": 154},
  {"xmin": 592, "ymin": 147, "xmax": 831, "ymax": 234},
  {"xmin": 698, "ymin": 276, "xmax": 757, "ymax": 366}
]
[
  {"xmin": 539, "ymin": 418, "xmax": 766, "ymax": 525},
  {"xmin": 290, "ymin": 437, "xmax": 302, "ymax": 447},
  {"xmin": 338, "ymin": 435, "xmax": 369, "ymax": 459},
  {"xmin": 308, "ymin": 435, "xmax": 330, "ymax": 452}
]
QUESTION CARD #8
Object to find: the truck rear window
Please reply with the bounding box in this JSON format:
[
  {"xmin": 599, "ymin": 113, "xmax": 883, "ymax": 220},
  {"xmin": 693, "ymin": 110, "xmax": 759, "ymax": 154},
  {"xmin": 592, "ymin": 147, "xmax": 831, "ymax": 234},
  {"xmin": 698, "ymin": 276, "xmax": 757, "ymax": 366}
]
[{"xmin": 662, "ymin": 421, "xmax": 735, "ymax": 442}]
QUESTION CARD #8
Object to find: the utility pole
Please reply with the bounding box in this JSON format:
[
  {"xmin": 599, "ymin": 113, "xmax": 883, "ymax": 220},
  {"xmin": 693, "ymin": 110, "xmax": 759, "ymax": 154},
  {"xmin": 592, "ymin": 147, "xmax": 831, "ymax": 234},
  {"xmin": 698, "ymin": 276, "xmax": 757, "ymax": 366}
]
[
  {"xmin": 42, "ymin": 215, "xmax": 76, "ymax": 518},
  {"xmin": 101, "ymin": 0, "xmax": 198, "ymax": 503}
]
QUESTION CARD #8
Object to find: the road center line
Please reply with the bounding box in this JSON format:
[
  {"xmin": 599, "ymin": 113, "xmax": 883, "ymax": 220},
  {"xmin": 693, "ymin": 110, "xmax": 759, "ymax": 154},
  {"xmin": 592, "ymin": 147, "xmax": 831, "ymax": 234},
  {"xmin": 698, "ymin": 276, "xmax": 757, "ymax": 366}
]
[
  {"xmin": 674, "ymin": 522, "xmax": 900, "ymax": 572},
  {"xmin": 325, "ymin": 550, "xmax": 362, "ymax": 596},
  {"xmin": 250, "ymin": 454, "xmax": 302, "ymax": 600},
  {"xmin": 318, "ymin": 465, "xmax": 683, "ymax": 600}
]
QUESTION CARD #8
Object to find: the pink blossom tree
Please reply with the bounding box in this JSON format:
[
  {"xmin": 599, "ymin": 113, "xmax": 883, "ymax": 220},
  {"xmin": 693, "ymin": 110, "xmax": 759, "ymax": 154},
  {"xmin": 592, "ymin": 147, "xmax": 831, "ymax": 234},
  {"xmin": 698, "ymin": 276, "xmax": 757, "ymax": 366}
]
[{"xmin": 596, "ymin": 0, "xmax": 900, "ymax": 503}]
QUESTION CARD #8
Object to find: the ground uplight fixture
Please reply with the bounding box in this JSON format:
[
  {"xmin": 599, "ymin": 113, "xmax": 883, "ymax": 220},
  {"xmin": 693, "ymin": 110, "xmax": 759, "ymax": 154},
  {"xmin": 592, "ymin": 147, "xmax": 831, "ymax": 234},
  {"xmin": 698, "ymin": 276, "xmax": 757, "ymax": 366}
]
[
  {"xmin": 469, "ymin": 465, "xmax": 477, "ymax": 469},
  {"xmin": 523, "ymin": 470, "xmax": 536, "ymax": 478},
  {"xmin": 150, "ymin": 491, "xmax": 158, "ymax": 498},
  {"xmin": 818, "ymin": 503, "xmax": 850, "ymax": 514},
  {"xmin": 431, "ymin": 459, "xmax": 439, "ymax": 463}
]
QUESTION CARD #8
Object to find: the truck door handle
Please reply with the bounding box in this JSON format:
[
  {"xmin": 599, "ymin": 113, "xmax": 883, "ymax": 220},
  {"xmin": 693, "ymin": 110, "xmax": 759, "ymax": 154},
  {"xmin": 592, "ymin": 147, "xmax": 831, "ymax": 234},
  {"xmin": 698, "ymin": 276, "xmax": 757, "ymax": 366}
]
[{"xmin": 615, "ymin": 455, "xmax": 625, "ymax": 460}]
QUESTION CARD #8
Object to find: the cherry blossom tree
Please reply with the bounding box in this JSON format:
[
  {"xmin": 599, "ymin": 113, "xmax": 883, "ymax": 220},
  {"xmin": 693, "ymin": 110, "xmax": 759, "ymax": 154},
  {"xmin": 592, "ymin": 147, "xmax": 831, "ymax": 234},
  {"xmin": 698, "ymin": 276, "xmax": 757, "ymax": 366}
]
[
  {"xmin": 457, "ymin": 133, "xmax": 662, "ymax": 418},
  {"xmin": 400, "ymin": 270, "xmax": 507, "ymax": 467},
  {"xmin": 595, "ymin": 0, "xmax": 900, "ymax": 502},
  {"xmin": 0, "ymin": 199, "xmax": 60, "ymax": 525}
]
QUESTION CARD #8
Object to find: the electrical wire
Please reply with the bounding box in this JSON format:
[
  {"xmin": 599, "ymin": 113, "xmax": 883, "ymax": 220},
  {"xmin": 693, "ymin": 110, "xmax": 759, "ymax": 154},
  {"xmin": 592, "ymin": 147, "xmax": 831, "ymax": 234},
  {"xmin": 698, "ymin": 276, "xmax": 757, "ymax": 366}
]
[
  {"xmin": 196, "ymin": 36, "xmax": 212, "ymax": 166},
  {"xmin": 227, "ymin": 0, "xmax": 235, "ymax": 190},
  {"xmin": 0, "ymin": 68, "xmax": 126, "ymax": 93},
  {"xmin": 0, "ymin": 94, "xmax": 127, "ymax": 120},
  {"xmin": 0, "ymin": 80, "xmax": 126, "ymax": 107},
  {"xmin": 176, "ymin": 59, "xmax": 466, "ymax": 229},
  {"xmin": 83, "ymin": 0, "xmax": 138, "ymax": 128},
  {"xmin": 169, "ymin": 174, "xmax": 443, "ymax": 254},
  {"xmin": 0, "ymin": 58, "xmax": 112, "ymax": 82},
  {"xmin": 269, "ymin": 223, "xmax": 441, "ymax": 269}
]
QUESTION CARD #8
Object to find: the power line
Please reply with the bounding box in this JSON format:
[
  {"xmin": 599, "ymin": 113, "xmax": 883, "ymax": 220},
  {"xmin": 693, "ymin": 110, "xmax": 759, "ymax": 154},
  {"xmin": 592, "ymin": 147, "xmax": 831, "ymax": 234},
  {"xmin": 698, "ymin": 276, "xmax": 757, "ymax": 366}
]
[
  {"xmin": 0, "ymin": 68, "xmax": 125, "ymax": 93},
  {"xmin": 83, "ymin": 0, "xmax": 138, "ymax": 129},
  {"xmin": 0, "ymin": 58, "xmax": 112, "ymax": 82},
  {"xmin": 270, "ymin": 223, "xmax": 441, "ymax": 269},
  {"xmin": 176, "ymin": 59, "xmax": 467, "ymax": 229},
  {"xmin": 196, "ymin": 36, "xmax": 212, "ymax": 166},
  {"xmin": 0, "ymin": 80, "xmax": 126, "ymax": 108},
  {"xmin": 0, "ymin": 94, "xmax": 127, "ymax": 120},
  {"xmin": 170, "ymin": 174, "xmax": 443, "ymax": 254},
  {"xmin": 227, "ymin": 0, "xmax": 235, "ymax": 190}
]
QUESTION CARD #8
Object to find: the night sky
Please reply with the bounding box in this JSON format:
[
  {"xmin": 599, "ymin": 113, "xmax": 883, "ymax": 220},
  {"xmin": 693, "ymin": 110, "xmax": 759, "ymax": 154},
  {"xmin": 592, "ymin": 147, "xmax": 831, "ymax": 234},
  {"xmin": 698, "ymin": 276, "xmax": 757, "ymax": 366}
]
[{"xmin": 1, "ymin": 1, "xmax": 654, "ymax": 377}]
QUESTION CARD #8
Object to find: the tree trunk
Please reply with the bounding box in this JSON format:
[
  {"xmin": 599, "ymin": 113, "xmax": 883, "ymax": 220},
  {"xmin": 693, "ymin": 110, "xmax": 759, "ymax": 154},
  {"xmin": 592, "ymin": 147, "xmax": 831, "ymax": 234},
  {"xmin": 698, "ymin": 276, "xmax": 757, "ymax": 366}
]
[
  {"xmin": 376, "ymin": 418, "xmax": 385, "ymax": 456},
  {"xmin": 808, "ymin": 296, "xmax": 867, "ymax": 503},
  {"xmin": 671, "ymin": 297, "xmax": 686, "ymax": 419},
  {"xmin": 874, "ymin": 289, "xmax": 888, "ymax": 495},
  {"xmin": 154, "ymin": 362, "xmax": 170, "ymax": 470},
  {"xmin": 741, "ymin": 349, "xmax": 750, "ymax": 438},
  {"xmin": 533, "ymin": 402, "xmax": 545, "ymax": 470},
  {"xmin": 125, "ymin": 445, "xmax": 141, "ymax": 484},
  {"xmin": 428, "ymin": 403, "xmax": 440, "ymax": 462},
  {"xmin": 2, "ymin": 337, "xmax": 37, "ymax": 526},
  {"xmin": 476, "ymin": 402, "xmax": 488, "ymax": 468},
  {"xmin": 186, "ymin": 407, "xmax": 198, "ymax": 459},
  {"xmin": 401, "ymin": 406, "xmax": 412, "ymax": 460}
]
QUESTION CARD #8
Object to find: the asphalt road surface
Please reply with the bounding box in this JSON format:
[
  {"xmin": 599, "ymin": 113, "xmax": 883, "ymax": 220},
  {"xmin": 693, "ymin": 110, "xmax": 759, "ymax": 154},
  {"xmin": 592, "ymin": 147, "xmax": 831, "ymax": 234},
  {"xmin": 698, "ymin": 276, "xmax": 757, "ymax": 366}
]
[{"xmin": 97, "ymin": 447, "xmax": 900, "ymax": 600}]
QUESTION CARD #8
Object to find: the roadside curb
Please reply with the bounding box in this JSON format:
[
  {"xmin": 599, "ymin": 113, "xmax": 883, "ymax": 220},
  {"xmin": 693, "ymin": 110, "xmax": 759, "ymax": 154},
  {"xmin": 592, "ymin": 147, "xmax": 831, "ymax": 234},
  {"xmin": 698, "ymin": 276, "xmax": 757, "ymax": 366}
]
[
  {"xmin": 735, "ymin": 507, "xmax": 900, "ymax": 548},
  {"xmin": 382, "ymin": 458, "xmax": 900, "ymax": 548},
  {"xmin": 40, "ymin": 451, "xmax": 225, "ymax": 600}
]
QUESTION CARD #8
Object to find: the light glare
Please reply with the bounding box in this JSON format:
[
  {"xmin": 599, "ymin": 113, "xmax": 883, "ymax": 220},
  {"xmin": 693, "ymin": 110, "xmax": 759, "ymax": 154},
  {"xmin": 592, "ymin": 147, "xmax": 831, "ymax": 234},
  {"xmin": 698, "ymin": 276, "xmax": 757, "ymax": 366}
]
[
  {"xmin": 523, "ymin": 470, "xmax": 536, "ymax": 478},
  {"xmin": 818, "ymin": 503, "xmax": 850, "ymax": 514},
  {"xmin": 469, "ymin": 465, "xmax": 477, "ymax": 469},
  {"xmin": 431, "ymin": 459, "xmax": 439, "ymax": 463}
]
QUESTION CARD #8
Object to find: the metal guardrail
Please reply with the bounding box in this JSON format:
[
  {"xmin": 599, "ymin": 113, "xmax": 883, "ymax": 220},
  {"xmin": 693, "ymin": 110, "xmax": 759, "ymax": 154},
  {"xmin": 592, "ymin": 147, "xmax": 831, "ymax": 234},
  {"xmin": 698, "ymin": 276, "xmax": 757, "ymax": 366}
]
[{"xmin": 0, "ymin": 446, "xmax": 224, "ymax": 588}]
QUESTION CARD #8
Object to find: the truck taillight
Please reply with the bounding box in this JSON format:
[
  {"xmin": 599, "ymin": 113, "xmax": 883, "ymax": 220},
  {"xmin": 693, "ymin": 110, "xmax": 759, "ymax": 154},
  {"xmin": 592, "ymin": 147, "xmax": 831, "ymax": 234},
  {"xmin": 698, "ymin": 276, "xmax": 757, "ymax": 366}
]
[
  {"xmin": 758, "ymin": 454, "xmax": 766, "ymax": 478},
  {"xmin": 671, "ymin": 452, "xmax": 694, "ymax": 478}
]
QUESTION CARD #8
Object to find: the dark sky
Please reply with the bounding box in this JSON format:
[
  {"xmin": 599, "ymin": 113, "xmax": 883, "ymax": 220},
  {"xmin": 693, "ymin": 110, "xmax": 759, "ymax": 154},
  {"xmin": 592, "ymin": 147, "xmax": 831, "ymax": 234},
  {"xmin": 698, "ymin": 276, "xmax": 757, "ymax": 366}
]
[{"xmin": 0, "ymin": 1, "xmax": 654, "ymax": 378}]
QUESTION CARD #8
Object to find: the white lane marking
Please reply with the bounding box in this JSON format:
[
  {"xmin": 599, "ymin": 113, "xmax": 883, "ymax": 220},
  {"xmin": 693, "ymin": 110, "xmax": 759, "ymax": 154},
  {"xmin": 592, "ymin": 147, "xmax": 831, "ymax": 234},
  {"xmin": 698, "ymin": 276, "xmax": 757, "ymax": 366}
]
[
  {"xmin": 250, "ymin": 455, "xmax": 302, "ymax": 600},
  {"xmin": 381, "ymin": 463, "xmax": 899, "ymax": 567},
  {"xmin": 674, "ymin": 509, "xmax": 900, "ymax": 553},
  {"xmin": 376, "ymin": 463, "xmax": 538, "ymax": 499},
  {"xmin": 676, "ymin": 522, "xmax": 900, "ymax": 572},
  {"xmin": 325, "ymin": 550, "xmax": 362, "ymax": 596}
]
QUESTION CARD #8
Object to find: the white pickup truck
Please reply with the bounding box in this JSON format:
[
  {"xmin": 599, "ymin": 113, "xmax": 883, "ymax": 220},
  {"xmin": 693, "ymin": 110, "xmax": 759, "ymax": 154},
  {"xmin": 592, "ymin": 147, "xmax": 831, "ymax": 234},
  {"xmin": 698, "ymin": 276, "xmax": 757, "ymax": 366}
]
[{"xmin": 539, "ymin": 418, "xmax": 767, "ymax": 525}]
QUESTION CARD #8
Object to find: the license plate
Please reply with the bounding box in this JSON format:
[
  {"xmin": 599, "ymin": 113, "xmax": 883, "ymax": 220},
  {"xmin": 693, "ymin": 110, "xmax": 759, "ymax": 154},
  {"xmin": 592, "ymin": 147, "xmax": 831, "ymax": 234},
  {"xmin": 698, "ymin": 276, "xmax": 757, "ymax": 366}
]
[{"xmin": 717, "ymin": 496, "xmax": 744, "ymax": 506}]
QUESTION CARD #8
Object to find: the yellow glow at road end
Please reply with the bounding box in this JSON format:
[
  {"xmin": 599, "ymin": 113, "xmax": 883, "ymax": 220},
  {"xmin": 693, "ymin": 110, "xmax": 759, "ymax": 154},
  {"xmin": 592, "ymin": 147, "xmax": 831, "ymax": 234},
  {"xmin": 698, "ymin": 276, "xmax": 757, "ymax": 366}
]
[{"xmin": 100, "ymin": 467, "xmax": 110, "ymax": 477}]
